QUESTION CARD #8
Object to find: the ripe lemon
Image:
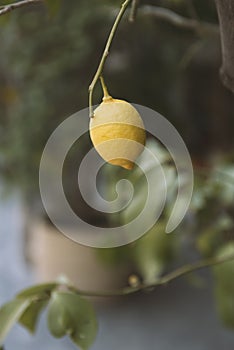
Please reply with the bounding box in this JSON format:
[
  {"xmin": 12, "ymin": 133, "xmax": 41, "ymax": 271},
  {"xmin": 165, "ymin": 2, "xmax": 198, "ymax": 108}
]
[{"xmin": 89, "ymin": 96, "xmax": 146, "ymax": 170}]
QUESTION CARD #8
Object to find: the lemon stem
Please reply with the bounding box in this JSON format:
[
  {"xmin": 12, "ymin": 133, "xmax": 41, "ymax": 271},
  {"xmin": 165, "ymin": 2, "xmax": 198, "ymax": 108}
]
[
  {"xmin": 100, "ymin": 76, "xmax": 111, "ymax": 101},
  {"xmin": 88, "ymin": 0, "xmax": 131, "ymax": 117}
]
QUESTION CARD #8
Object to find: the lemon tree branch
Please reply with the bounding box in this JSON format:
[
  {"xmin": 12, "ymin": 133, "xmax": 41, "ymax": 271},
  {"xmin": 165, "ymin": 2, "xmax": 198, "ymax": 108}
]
[
  {"xmin": 66, "ymin": 252, "xmax": 234, "ymax": 297},
  {"xmin": 129, "ymin": 0, "xmax": 139, "ymax": 22},
  {"xmin": 0, "ymin": 0, "xmax": 43, "ymax": 16},
  {"xmin": 88, "ymin": 0, "xmax": 131, "ymax": 118},
  {"xmin": 139, "ymin": 5, "xmax": 219, "ymax": 36},
  {"xmin": 215, "ymin": 0, "xmax": 234, "ymax": 93}
]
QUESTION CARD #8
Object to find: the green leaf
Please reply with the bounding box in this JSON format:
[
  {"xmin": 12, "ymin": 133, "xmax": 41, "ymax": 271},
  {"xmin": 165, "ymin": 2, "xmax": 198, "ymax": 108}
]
[
  {"xmin": 47, "ymin": 293, "xmax": 73, "ymax": 338},
  {"xmin": 19, "ymin": 300, "xmax": 48, "ymax": 334},
  {"xmin": 0, "ymin": 298, "xmax": 31, "ymax": 347},
  {"xmin": 213, "ymin": 243, "xmax": 234, "ymax": 329},
  {"xmin": 47, "ymin": 292, "xmax": 98, "ymax": 350},
  {"xmin": 16, "ymin": 283, "xmax": 57, "ymax": 334},
  {"xmin": 17, "ymin": 283, "xmax": 57, "ymax": 298},
  {"xmin": 69, "ymin": 296, "xmax": 98, "ymax": 350},
  {"xmin": 45, "ymin": 0, "xmax": 62, "ymax": 17}
]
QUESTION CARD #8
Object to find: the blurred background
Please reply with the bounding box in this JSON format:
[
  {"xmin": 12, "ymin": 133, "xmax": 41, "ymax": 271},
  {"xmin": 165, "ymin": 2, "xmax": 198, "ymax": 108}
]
[{"xmin": 0, "ymin": 0, "xmax": 234, "ymax": 349}]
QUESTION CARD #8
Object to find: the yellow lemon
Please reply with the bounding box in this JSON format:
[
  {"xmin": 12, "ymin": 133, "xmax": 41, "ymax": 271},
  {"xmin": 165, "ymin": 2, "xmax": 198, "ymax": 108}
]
[{"xmin": 89, "ymin": 96, "xmax": 146, "ymax": 170}]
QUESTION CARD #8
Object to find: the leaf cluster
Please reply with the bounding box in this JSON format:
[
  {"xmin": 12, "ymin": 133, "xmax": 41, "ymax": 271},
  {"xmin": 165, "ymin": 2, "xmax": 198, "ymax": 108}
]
[{"xmin": 0, "ymin": 283, "xmax": 97, "ymax": 350}]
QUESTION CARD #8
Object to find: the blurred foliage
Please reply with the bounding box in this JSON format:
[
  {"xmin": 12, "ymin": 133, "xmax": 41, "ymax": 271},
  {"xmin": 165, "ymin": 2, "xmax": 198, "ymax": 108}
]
[
  {"xmin": 98, "ymin": 139, "xmax": 178, "ymax": 284},
  {"xmin": 0, "ymin": 0, "xmax": 108, "ymax": 197},
  {"xmin": 99, "ymin": 138, "xmax": 234, "ymax": 327},
  {"xmin": 193, "ymin": 164, "xmax": 234, "ymax": 258},
  {"xmin": 45, "ymin": 0, "xmax": 62, "ymax": 17}
]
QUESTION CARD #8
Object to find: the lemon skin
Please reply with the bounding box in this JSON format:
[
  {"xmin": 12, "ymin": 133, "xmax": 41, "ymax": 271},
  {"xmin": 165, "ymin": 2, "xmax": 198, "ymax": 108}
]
[{"xmin": 89, "ymin": 98, "xmax": 146, "ymax": 170}]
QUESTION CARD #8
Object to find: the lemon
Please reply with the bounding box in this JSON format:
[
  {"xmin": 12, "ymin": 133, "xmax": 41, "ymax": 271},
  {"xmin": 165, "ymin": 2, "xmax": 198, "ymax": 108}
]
[{"xmin": 89, "ymin": 96, "xmax": 146, "ymax": 170}]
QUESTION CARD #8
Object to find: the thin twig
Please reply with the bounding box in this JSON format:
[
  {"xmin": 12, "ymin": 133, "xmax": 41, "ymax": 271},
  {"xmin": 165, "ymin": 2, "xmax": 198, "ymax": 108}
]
[
  {"xmin": 129, "ymin": 0, "xmax": 139, "ymax": 23},
  {"xmin": 215, "ymin": 0, "xmax": 234, "ymax": 93},
  {"xmin": 66, "ymin": 253, "xmax": 234, "ymax": 297},
  {"xmin": 88, "ymin": 0, "xmax": 131, "ymax": 118},
  {"xmin": 0, "ymin": 0, "xmax": 43, "ymax": 16},
  {"xmin": 139, "ymin": 5, "xmax": 219, "ymax": 36}
]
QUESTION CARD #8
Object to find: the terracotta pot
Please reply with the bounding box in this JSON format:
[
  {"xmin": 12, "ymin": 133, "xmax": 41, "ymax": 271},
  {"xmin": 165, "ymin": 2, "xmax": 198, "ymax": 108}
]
[{"xmin": 27, "ymin": 219, "xmax": 131, "ymax": 292}]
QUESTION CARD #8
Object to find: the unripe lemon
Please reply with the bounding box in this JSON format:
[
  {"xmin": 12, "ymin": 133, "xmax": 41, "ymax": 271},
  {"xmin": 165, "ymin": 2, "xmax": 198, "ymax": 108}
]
[{"xmin": 89, "ymin": 96, "xmax": 146, "ymax": 170}]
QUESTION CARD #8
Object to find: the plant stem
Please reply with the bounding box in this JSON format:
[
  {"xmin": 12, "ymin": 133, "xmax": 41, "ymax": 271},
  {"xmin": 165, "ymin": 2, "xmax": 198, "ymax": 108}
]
[
  {"xmin": 139, "ymin": 5, "xmax": 219, "ymax": 36},
  {"xmin": 129, "ymin": 0, "xmax": 139, "ymax": 22},
  {"xmin": 88, "ymin": 0, "xmax": 131, "ymax": 118},
  {"xmin": 67, "ymin": 253, "xmax": 234, "ymax": 298},
  {"xmin": 0, "ymin": 0, "xmax": 43, "ymax": 16}
]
